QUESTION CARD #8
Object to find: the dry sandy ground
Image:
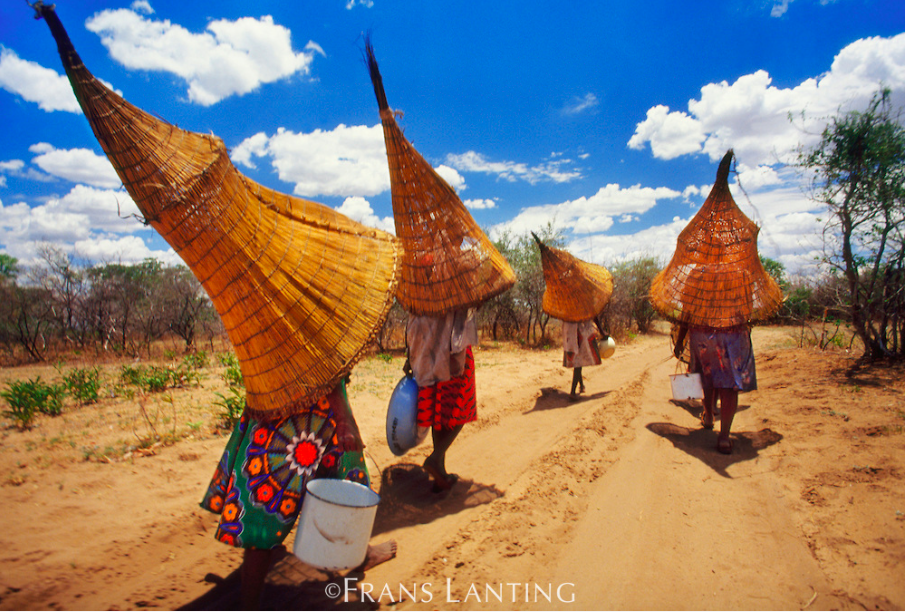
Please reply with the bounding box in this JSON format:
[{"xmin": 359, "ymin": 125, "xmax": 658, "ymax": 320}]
[{"xmin": 1, "ymin": 326, "xmax": 903, "ymax": 610}]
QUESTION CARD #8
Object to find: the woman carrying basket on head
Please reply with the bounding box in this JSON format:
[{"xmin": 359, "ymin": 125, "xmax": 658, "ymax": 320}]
[
  {"xmin": 562, "ymin": 317, "xmax": 607, "ymax": 400},
  {"xmin": 405, "ymin": 309, "xmax": 478, "ymax": 491},
  {"xmin": 367, "ymin": 41, "xmax": 516, "ymax": 492},
  {"xmin": 650, "ymin": 150, "xmax": 783, "ymax": 455},
  {"xmin": 533, "ymin": 234, "xmax": 614, "ymax": 401},
  {"xmin": 34, "ymin": 6, "xmax": 400, "ymax": 606}
]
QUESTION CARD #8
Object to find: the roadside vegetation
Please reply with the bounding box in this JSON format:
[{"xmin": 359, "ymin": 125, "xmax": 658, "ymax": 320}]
[{"xmin": 2, "ymin": 89, "xmax": 902, "ymax": 444}]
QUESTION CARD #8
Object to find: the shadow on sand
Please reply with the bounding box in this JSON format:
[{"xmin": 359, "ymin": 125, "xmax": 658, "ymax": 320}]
[
  {"xmin": 645, "ymin": 422, "xmax": 783, "ymax": 478},
  {"xmin": 180, "ymin": 464, "xmax": 503, "ymax": 611},
  {"xmin": 525, "ymin": 387, "xmax": 611, "ymax": 412}
]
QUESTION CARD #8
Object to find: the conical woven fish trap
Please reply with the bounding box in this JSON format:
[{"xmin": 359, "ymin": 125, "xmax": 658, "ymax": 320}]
[
  {"xmin": 649, "ymin": 150, "xmax": 782, "ymax": 329},
  {"xmin": 366, "ymin": 43, "xmax": 516, "ymax": 316},
  {"xmin": 38, "ymin": 4, "xmax": 399, "ymax": 419},
  {"xmin": 533, "ymin": 234, "xmax": 613, "ymax": 322}
]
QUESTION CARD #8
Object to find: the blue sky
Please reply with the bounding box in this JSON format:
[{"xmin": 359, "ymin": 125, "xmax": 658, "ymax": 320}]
[{"xmin": 1, "ymin": 0, "xmax": 904, "ymax": 276}]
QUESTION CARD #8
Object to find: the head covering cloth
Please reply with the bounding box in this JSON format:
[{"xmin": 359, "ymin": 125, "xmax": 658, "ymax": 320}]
[
  {"xmin": 533, "ymin": 234, "xmax": 613, "ymax": 322},
  {"xmin": 35, "ymin": 3, "xmax": 399, "ymax": 419},
  {"xmin": 649, "ymin": 150, "xmax": 782, "ymax": 329},
  {"xmin": 365, "ymin": 42, "xmax": 516, "ymax": 316}
]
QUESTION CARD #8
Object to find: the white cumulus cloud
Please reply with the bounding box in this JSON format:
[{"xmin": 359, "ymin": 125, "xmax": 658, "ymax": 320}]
[
  {"xmin": 334, "ymin": 196, "xmax": 394, "ymax": 234},
  {"xmin": 496, "ymin": 183, "xmax": 681, "ymax": 238},
  {"xmin": 28, "ymin": 143, "xmax": 122, "ymax": 189},
  {"xmin": 85, "ymin": 9, "xmax": 322, "ymax": 106},
  {"xmin": 464, "ymin": 198, "xmax": 497, "ymax": 210},
  {"xmin": 232, "ymin": 125, "xmax": 389, "ymax": 197},
  {"xmin": 629, "ymin": 32, "xmax": 905, "ymax": 168},
  {"xmin": 436, "ymin": 164, "xmax": 466, "ymax": 192},
  {"xmin": 0, "ymin": 48, "xmax": 81, "ymax": 113},
  {"xmin": 0, "ymin": 186, "xmax": 157, "ymax": 266}
]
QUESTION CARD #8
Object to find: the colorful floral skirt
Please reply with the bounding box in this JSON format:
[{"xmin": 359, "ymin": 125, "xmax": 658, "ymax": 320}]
[
  {"xmin": 688, "ymin": 328, "xmax": 757, "ymax": 392},
  {"xmin": 416, "ymin": 347, "xmax": 477, "ymax": 430},
  {"xmin": 199, "ymin": 383, "xmax": 370, "ymax": 550}
]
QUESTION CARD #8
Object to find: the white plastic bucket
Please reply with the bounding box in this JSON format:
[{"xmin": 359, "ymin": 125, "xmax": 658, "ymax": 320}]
[
  {"xmin": 669, "ymin": 373, "xmax": 703, "ymax": 400},
  {"xmin": 293, "ymin": 479, "xmax": 380, "ymax": 570}
]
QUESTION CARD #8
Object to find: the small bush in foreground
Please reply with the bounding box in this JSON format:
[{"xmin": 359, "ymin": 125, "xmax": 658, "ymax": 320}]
[
  {"xmin": 62, "ymin": 367, "xmax": 101, "ymax": 404},
  {"xmin": 1, "ymin": 377, "xmax": 66, "ymax": 428},
  {"xmin": 214, "ymin": 386, "xmax": 245, "ymax": 429}
]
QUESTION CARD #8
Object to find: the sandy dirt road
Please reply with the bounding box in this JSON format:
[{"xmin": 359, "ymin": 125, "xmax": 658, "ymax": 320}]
[
  {"xmin": 352, "ymin": 327, "xmax": 902, "ymax": 610},
  {"xmin": 1, "ymin": 326, "xmax": 902, "ymax": 610}
]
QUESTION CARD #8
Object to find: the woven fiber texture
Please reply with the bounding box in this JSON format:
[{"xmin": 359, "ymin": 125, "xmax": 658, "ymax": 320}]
[
  {"xmin": 366, "ymin": 43, "xmax": 516, "ymax": 316},
  {"xmin": 39, "ymin": 5, "xmax": 400, "ymax": 419},
  {"xmin": 533, "ymin": 234, "xmax": 613, "ymax": 322},
  {"xmin": 649, "ymin": 150, "xmax": 783, "ymax": 329}
]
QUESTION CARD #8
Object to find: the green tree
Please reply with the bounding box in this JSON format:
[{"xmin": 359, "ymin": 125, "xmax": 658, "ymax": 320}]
[
  {"xmin": 513, "ymin": 223, "xmax": 564, "ymax": 345},
  {"xmin": 86, "ymin": 259, "xmax": 166, "ymax": 356},
  {"xmin": 157, "ymin": 265, "xmax": 215, "ymax": 351},
  {"xmin": 759, "ymin": 255, "xmax": 788, "ymax": 290},
  {"xmin": 0, "ymin": 254, "xmax": 19, "ymax": 281},
  {"xmin": 479, "ymin": 231, "xmax": 521, "ymax": 341},
  {"xmin": 35, "ymin": 245, "xmax": 89, "ymax": 347},
  {"xmin": 796, "ymin": 89, "xmax": 905, "ymax": 360},
  {"xmin": 605, "ymin": 256, "xmax": 661, "ymax": 334}
]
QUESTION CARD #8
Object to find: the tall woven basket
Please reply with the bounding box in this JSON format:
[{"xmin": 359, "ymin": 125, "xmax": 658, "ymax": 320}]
[
  {"xmin": 533, "ymin": 234, "xmax": 613, "ymax": 322},
  {"xmin": 366, "ymin": 42, "xmax": 516, "ymax": 316},
  {"xmin": 649, "ymin": 150, "xmax": 783, "ymax": 329},
  {"xmin": 37, "ymin": 4, "xmax": 400, "ymax": 419}
]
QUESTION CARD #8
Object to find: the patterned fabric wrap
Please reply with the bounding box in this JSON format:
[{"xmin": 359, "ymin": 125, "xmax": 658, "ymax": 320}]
[
  {"xmin": 200, "ymin": 382, "xmax": 370, "ymax": 549},
  {"xmin": 562, "ymin": 320, "xmax": 602, "ymax": 368},
  {"xmin": 688, "ymin": 327, "xmax": 757, "ymax": 392},
  {"xmin": 416, "ymin": 347, "xmax": 477, "ymax": 430}
]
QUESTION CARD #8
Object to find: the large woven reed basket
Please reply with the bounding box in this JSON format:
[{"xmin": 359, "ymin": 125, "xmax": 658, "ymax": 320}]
[
  {"xmin": 38, "ymin": 4, "xmax": 400, "ymax": 419},
  {"xmin": 649, "ymin": 150, "xmax": 783, "ymax": 329},
  {"xmin": 365, "ymin": 42, "xmax": 516, "ymax": 316},
  {"xmin": 533, "ymin": 234, "xmax": 613, "ymax": 322}
]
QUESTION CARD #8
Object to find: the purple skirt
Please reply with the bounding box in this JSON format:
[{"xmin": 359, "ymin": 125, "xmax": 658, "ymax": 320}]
[{"xmin": 688, "ymin": 328, "xmax": 757, "ymax": 392}]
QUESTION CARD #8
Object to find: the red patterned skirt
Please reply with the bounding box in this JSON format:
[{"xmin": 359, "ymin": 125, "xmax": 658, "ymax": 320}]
[{"xmin": 416, "ymin": 347, "xmax": 477, "ymax": 430}]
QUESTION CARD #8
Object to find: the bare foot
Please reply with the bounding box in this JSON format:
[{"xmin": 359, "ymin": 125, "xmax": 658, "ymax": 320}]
[
  {"xmin": 360, "ymin": 540, "xmax": 397, "ymax": 571},
  {"xmin": 423, "ymin": 457, "xmax": 454, "ymax": 491},
  {"xmin": 717, "ymin": 436, "xmax": 733, "ymax": 455}
]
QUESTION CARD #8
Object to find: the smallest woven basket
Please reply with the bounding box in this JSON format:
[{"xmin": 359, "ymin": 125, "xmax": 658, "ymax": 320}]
[
  {"xmin": 649, "ymin": 149, "xmax": 783, "ymax": 329},
  {"xmin": 534, "ymin": 234, "xmax": 614, "ymax": 322}
]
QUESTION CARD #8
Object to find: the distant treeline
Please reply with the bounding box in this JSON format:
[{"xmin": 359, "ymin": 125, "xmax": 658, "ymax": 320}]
[
  {"xmin": 0, "ymin": 248, "xmax": 222, "ymax": 364},
  {"xmin": 0, "ymin": 234, "xmax": 899, "ymax": 365}
]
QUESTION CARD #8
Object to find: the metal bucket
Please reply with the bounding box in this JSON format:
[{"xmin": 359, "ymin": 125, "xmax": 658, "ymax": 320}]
[
  {"xmin": 669, "ymin": 373, "xmax": 703, "ymax": 400},
  {"xmin": 293, "ymin": 479, "xmax": 380, "ymax": 570},
  {"xmin": 601, "ymin": 336, "xmax": 616, "ymax": 359}
]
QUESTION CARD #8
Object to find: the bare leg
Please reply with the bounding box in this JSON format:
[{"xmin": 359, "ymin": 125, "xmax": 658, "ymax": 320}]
[
  {"xmin": 241, "ymin": 548, "xmax": 274, "ymax": 610},
  {"xmin": 716, "ymin": 389, "xmax": 738, "ymax": 454},
  {"xmin": 570, "ymin": 368, "xmax": 582, "ymax": 399},
  {"xmin": 701, "ymin": 386, "xmax": 715, "ymax": 429},
  {"xmin": 424, "ymin": 424, "xmax": 463, "ymax": 490}
]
